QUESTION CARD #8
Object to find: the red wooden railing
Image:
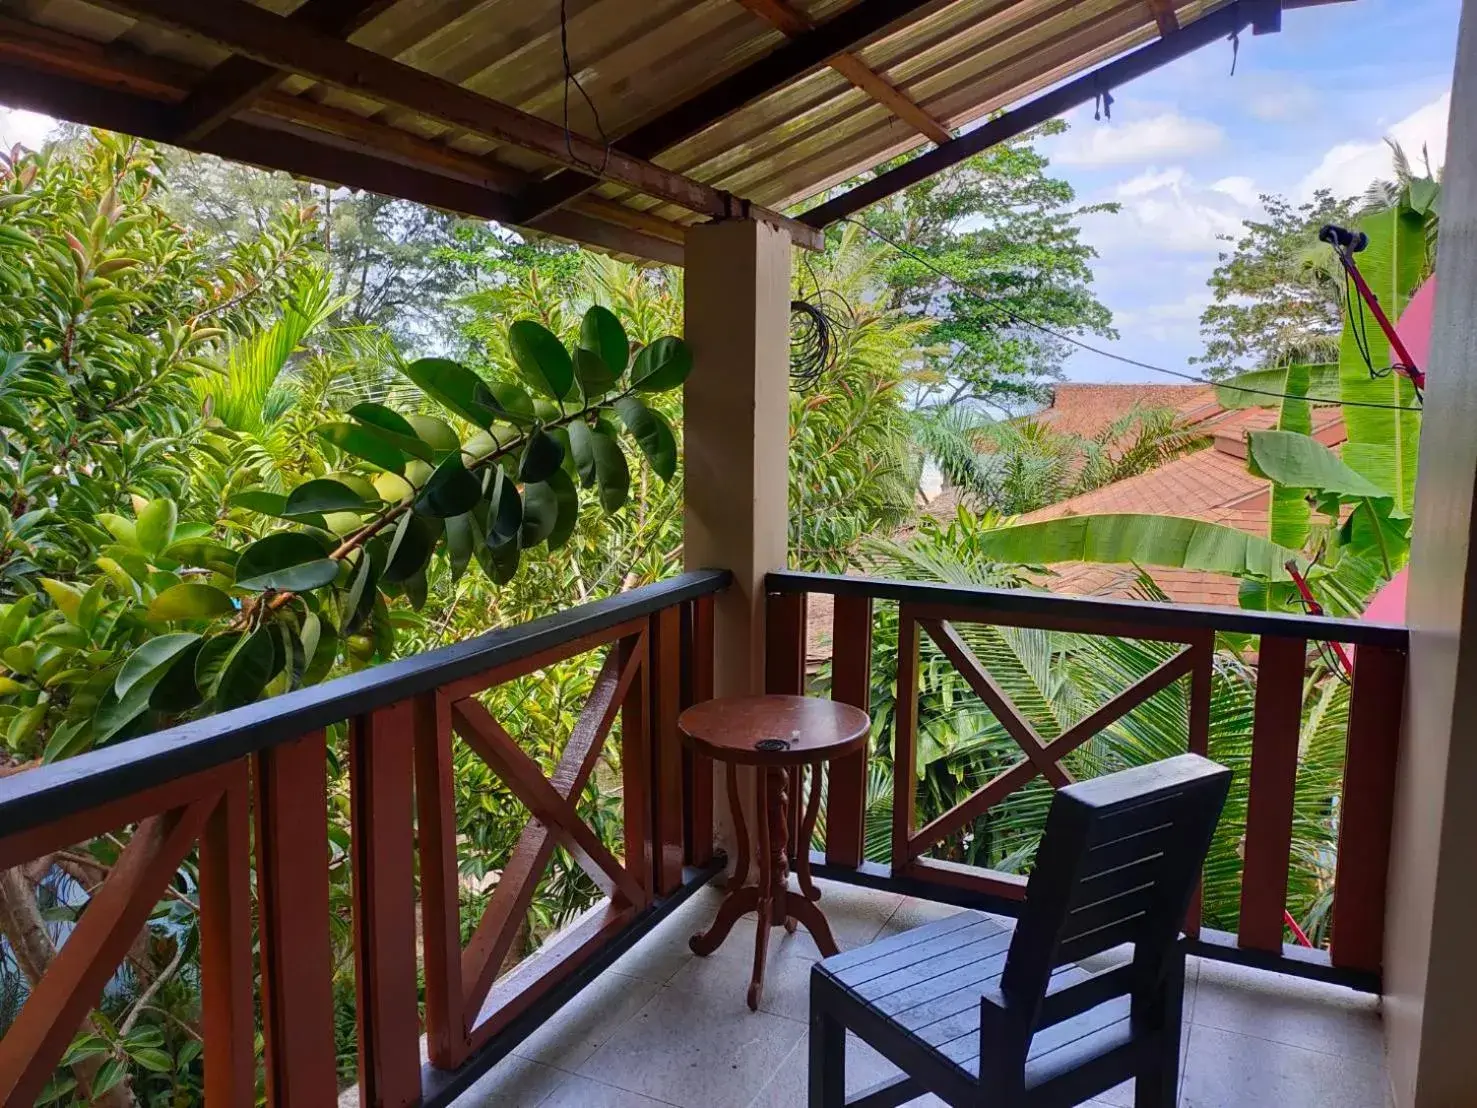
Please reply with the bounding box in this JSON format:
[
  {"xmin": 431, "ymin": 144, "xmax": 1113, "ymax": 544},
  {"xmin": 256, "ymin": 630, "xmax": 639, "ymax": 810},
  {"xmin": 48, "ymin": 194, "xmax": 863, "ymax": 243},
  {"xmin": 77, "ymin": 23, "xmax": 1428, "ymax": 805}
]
[
  {"xmin": 0, "ymin": 571, "xmax": 726, "ymax": 1108},
  {"xmin": 767, "ymin": 571, "xmax": 1409, "ymax": 988}
]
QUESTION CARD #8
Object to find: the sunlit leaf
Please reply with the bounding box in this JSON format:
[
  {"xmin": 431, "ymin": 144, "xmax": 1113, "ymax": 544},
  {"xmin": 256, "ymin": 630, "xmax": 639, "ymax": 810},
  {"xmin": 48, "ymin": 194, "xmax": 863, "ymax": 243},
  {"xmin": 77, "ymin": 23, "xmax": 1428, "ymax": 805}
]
[
  {"xmin": 147, "ymin": 583, "xmax": 236, "ymax": 621},
  {"xmin": 629, "ymin": 336, "xmax": 691, "ymax": 392},
  {"xmin": 135, "ymin": 498, "xmax": 177, "ymax": 556},
  {"xmin": 116, "ymin": 632, "xmax": 200, "ymax": 699},
  {"xmin": 284, "ymin": 478, "xmax": 368, "ymax": 517},
  {"xmin": 509, "ymin": 319, "xmax": 574, "ymax": 400},
  {"xmin": 318, "ymin": 422, "xmax": 407, "ymax": 474}
]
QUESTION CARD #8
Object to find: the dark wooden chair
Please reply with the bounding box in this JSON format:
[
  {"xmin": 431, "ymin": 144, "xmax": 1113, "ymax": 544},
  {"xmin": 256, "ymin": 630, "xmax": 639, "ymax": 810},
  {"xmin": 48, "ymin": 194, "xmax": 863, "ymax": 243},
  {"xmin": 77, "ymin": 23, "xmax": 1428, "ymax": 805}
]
[{"xmin": 809, "ymin": 753, "xmax": 1231, "ymax": 1108}]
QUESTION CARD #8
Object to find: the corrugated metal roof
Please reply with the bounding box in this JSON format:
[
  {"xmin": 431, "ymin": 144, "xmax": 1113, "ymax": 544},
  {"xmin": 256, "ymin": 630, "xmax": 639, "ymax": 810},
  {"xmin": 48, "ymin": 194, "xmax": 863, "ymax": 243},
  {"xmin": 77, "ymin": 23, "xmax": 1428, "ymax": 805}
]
[{"xmin": 0, "ymin": 0, "xmax": 1327, "ymax": 261}]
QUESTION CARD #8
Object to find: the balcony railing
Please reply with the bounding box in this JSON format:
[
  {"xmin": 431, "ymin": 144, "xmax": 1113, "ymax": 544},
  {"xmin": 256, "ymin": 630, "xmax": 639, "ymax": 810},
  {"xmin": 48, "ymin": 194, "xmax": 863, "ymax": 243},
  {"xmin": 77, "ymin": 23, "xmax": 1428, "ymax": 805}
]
[
  {"xmin": 0, "ymin": 567, "xmax": 1407, "ymax": 1106},
  {"xmin": 766, "ymin": 570, "xmax": 1408, "ymax": 990},
  {"xmin": 0, "ymin": 570, "xmax": 728, "ymax": 1108}
]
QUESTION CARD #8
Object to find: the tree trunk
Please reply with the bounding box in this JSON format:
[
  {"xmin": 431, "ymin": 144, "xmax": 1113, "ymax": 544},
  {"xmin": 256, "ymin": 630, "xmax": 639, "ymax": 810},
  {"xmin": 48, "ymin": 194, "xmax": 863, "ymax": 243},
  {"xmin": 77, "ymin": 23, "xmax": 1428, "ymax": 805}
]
[{"xmin": 0, "ymin": 864, "xmax": 138, "ymax": 1108}]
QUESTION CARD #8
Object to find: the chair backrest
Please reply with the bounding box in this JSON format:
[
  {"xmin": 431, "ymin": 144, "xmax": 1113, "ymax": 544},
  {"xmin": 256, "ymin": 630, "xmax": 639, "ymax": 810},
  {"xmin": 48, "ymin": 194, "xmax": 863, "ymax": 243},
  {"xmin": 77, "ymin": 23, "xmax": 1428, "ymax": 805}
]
[{"xmin": 999, "ymin": 753, "xmax": 1231, "ymax": 1027}]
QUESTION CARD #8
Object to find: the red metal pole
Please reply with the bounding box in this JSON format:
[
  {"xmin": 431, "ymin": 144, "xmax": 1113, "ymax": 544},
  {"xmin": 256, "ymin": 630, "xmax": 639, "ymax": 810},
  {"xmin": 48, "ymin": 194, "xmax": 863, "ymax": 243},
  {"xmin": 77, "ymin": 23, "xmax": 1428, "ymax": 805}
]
[{"xmin": 1332, "ymin": 246, "xmax": 1426, "ymax": 390}]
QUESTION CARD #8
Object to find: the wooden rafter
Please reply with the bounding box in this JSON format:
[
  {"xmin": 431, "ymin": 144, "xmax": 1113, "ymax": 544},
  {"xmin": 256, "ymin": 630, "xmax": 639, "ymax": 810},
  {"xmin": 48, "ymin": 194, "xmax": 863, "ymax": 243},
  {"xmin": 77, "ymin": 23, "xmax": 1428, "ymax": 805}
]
[
  {"xmin": 1144, "ymin": 0, "xmax": 1181, "ymax": 35},
  {"xmin": 515, "ymin": 0, "xmax": 945, "ymax": 224},
  {"xmin": 87, "ymin": 0, "xmax": 824, "ymax": 249},
  {"xmin": 735, "ymin": 0, "xmax": 951, "ymax": 144},
  {"xmin": 172, "ymin": 0, "xmax": 401, "ymax": 141}
]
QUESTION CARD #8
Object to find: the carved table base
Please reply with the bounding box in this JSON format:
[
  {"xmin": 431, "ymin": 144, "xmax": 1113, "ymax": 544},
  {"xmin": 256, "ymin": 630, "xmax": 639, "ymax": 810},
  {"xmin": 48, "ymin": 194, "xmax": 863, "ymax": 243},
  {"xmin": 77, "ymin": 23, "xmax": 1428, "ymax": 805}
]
[{"xmin": 689, "ymin": 761, "xmax": 838, "ymax": 1010}]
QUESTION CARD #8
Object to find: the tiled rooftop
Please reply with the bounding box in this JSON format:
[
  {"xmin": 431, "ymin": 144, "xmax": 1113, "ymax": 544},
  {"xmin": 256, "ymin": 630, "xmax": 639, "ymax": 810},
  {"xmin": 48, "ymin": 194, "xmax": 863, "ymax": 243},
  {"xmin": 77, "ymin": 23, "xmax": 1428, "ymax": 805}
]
[{"xmin": 453, "ymin": 878, "xmax": 1389, "ymax": 1108}]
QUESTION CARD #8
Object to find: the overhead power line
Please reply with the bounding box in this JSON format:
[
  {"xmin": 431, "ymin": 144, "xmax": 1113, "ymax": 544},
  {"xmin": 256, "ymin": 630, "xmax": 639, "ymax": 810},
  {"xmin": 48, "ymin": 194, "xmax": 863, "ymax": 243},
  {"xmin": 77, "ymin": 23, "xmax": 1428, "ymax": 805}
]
[{"xmin": 842, "ymin": 218, "xmax": 1425, "ymax": 414}]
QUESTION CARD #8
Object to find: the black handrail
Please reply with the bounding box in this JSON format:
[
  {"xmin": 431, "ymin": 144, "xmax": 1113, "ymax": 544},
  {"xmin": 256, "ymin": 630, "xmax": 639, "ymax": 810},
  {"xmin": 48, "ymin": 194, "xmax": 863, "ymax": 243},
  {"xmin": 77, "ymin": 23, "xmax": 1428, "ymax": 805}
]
[
  {"xmin": 767, "ymin": 571, "xmax": 1408, "ymax": 649},
  {"xmin": 0, "ymin": 569, "xmax": 731, "ymax": 836}
]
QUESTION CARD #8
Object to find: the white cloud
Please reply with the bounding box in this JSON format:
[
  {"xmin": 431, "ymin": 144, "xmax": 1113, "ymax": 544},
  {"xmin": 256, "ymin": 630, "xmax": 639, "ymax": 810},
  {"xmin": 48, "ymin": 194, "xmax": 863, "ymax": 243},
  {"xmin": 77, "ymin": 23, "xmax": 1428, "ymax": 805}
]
[
  {"xmin": 1299, "ymin": 91, "xmax": 1450, "ymax": 200},
  {"xmin": 1078, "ymin": 166, "xmax": 1262, "ymax": 254},
  {"xmin": 1113, "ymin": 291, "xmax": 1213, "ymax": 344},
  {"xmin": 1053, "ymin": 111, "xmax": 1224, "ymax": 168},
  {"xmin": 0, "ymin": 106, "xmax": 56, "ymax": 152}
]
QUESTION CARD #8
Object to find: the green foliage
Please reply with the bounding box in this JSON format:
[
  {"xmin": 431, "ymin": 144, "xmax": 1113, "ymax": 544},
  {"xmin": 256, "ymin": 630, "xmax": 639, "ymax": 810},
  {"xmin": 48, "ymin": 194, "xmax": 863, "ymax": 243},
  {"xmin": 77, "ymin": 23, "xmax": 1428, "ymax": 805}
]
[
  {"xmin": 848, "ymin": 121, "xmax": 1116, "ymax": 412},
  {"xmin": 1195, "ymin": 190, "xmax": 1357, "ymax": 375}
]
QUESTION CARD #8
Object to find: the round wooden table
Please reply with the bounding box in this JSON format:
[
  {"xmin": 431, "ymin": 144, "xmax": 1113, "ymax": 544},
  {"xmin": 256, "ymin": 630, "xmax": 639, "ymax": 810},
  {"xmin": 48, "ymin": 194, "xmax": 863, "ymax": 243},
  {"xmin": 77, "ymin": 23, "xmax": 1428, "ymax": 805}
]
[{"xmin": 678, "ymin": 694, "xmax": 871, "ymax": 1010}]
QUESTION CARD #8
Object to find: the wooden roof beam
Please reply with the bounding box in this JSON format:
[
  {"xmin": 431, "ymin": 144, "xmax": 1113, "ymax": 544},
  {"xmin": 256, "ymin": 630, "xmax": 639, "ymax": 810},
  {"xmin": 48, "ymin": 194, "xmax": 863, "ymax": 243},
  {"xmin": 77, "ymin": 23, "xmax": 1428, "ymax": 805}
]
[
  {"xmin": 173, "ymin": 0, "xmax": 401, "ymax": 142},
  {"xmin": 87, "ymin": 0, "xmax": 823, "ymax": 249},
  {"xmin": 734, "ymin": 0, "xmax": 951, "ymax": 144},
  {"xmin": 1144, "ymin": 0, "xmax": 1180, "ymax": 36},
  {"xmin": 801, "ymin": 0, "xmax": 1284, "ymax": 227},
  {"xmin": 513, "ymin": 0, "xmax": 947, "ymax": 225}
]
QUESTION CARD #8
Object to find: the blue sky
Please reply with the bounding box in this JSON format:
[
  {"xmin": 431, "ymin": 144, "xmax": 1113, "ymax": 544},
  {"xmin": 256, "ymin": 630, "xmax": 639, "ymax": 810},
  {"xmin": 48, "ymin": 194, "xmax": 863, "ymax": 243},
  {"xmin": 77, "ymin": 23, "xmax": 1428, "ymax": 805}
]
[
  {"xmin": 0, "ymin": 0, "xmax": 1459, "ymax": 387},
  {"xmin": 1032, "ymin": 0, "xmax": 1460, "ymax": 382}
]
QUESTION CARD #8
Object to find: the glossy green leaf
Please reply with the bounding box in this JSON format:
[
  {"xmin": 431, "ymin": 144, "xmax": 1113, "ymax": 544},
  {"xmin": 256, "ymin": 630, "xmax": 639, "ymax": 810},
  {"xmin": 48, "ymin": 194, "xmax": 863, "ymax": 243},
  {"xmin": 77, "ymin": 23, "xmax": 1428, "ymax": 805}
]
[
  {"xmin": 445, "ymin": 511, "xmax": 476, "ymax": 583},
  {"xmin": 519, "ymin": 480, "xmax": 559, "ymax": 548},
  {"xmin": 148, "ymin": 638, "xmax": 206, "ymax": 713},
  {"xmin": 98, "ymin": 513, "xmax": 137, "ymax": 548},
  {"xmin": 417, "ymin": 453, "xmax": 483, "ymax": 518},
  {"xmin": 476, "ymin": 533, "xmax": 520, "ymax": 585},
  {"xmin": 40, "ymin": 578, "xmax": 83, "ymax": 623},
  {"xmin": 284, "ymin": 479, "xmax": 368, "ymax": 517},
  {"xmin": 236, "ymin": 532, "xmax": 330, "ymax": 586},
  {"xmin": 580, "ymin": 304, "xmax": 629, "ymax": 380},
  {"xmin": 614, "ymin": 397, "xmax": 677, "ymax": 480},
  {"xmin": 383, "ymin": 513, "xmax": 437, "ymax": 583},
  {"xmin": 574, "ymin": 347, "xmax": 619, "ymax": 401},
  {"xmin": 230, "ymin": 490, "xmax": 289, "ymax": 516},
  {"xmin": 116, "ymin": 632, "xmax": 200, "ymax": 699},
  {"xmin": 147, "ymin": 583, "xmax": 237, "ymax": 621},
  {"xmin": 402, "ymin": 357, "xmax": 499, "ymax": 428},
  {"xmin": 589, "ymin": 429, "xmax": 629, "ymax": 511},
  {"xmin": 1214, "ymin": 364, "xmax": 1340, "ymax": 410},
  {"xmin": 567, "ymin": 419, "xmax": 597, "ymax": 486},
  {"xmin": 215, "ymin": 627, "xmax": 280, "ymax": 710},
  {"xmin": 301, "ymin": 609, "xmax": 339, "ymax": 685},
  {"xmin": 405, "ymin": 413, "xmax": 461, "ymax": 453},
  {"xmin": 194, "ymin": 634, "xmax": 240, "ymax": 695},
  {"xmin": 519, "ymin": 429, "xmax": 564, "ymax": 483},
  {"xmin": 162, "ymin": 538, "xmax": 238, "ymax": 574},
  {"xmin": 341, "ymin": 551, "xmax": 378, "ymax": 635},
  {"xmin": 134, "ymin": 498, "xmax": 177, "ymax": 557},
  {"xmin": 482, "ymin": 381, "xmax": 536, "ymax": 426},
  {"xmin": 318, "ymin": 422, "xmax": 407, "ymax": 474},
  {"xmin": 629, "ymin": 336, "xmax": 691, "ymax": 392},
  {"xmin": 508, "ymin": 319, "xmax": 574, "ymax": 400},
  {"xmin": 347, "ymin": 401, "xmax": 417, "ymax": 437},
  {"xmin": 544, "ymin": 467, "xmax": 579, "ymax": 551},
  {"xmin": 485, "ymin": 468, "xmax": 522, "ymax": 548},
  {"xmin": 236, "ymin": 557, "xmax": 340, "ymax": 593}
]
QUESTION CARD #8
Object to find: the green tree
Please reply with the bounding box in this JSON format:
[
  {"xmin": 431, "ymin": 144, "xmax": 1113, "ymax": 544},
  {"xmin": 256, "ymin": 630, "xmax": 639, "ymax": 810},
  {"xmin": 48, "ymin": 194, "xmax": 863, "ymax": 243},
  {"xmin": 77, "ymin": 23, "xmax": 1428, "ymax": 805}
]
[
  {"xmin": 1195, "ymin": 190, "xmax": 1357, "ymax": 375},
  {"xmin": 852, "ymin": 121, "xmax": 1117, "ymax": 414}
]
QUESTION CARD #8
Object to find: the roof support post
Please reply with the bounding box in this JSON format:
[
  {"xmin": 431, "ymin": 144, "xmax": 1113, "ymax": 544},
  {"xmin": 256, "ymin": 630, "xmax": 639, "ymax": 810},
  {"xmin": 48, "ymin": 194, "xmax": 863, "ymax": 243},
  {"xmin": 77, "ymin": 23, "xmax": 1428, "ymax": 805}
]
[
  {"xmin": 682, "ymin": 218, "xmax": 792, "ymax": 872},
  {"xmin": 682, "ymin": 219, "xmax": 792, "ymax": 699}
]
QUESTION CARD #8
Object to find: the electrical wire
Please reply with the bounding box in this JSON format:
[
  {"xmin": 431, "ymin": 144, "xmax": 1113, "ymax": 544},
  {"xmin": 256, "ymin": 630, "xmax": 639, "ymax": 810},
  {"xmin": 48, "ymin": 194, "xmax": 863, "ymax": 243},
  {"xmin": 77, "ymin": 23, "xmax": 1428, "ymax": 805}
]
[
  {"xmin": 560, "ymin": 0, "xmax": 611, "ymax": 177},
  {"xmin": 789, "ymin": 250, "xmax": 853, "ymax": 389},
  {"xmin": 842, "ymin": 217, "xmax": 1426, "ymax": 414}
]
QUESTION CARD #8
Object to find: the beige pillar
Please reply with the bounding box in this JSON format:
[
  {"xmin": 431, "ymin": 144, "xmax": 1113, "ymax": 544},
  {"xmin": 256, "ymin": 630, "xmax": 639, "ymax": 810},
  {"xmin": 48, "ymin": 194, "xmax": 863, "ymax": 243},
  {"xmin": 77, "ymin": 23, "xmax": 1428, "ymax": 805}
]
[
  {"xmin": 1384, "ymin": 3, "xmax": 1477, "ymax": 1102},
  {"xmin": 683, "ymin": 218, "xmax": 792, "ymax": 694}
]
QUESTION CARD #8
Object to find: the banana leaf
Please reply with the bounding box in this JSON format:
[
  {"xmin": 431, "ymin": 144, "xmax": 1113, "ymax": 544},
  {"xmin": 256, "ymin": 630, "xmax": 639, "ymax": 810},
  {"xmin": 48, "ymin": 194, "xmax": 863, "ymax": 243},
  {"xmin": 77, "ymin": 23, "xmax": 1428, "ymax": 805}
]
[
  {"xmin": 1339, "ymin": 203, "xmax": 1425, "ymax": 516},
  {"xmin": 1215, "ymin": 363, "xmax": 1339, "ymax": 411},
  {"xmin": 968, "ymin": 514, "xmax": 1303, "ymax": 581}
]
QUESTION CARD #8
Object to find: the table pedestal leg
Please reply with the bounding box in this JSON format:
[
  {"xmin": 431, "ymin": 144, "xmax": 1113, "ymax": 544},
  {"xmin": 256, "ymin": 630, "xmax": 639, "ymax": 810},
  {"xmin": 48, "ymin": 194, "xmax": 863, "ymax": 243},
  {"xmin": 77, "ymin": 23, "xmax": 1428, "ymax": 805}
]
[{"xmin": 688, "ymin": 760, "xmax": 841, "ymax": 1012}]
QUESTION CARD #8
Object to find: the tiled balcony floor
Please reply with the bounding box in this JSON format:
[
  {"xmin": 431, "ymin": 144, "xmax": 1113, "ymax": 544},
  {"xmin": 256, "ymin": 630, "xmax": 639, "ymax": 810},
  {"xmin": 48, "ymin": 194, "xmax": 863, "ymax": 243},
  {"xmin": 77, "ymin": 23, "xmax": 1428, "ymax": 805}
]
[{"xmin": 455, "ymin": 878, "xmax": 1388, "ymax": 1108}]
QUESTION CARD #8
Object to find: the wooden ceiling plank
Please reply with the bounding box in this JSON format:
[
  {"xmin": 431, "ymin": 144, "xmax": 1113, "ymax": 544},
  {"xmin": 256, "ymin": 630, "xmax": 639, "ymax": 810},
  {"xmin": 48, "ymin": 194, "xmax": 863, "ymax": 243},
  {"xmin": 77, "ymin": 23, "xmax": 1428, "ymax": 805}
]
[
  {"xmin": 801, "ymin": 0, "xmax": 1283, "ymax": 227},
  {"xmin": 734, "ymin": 0, "xmax": 952, "ymax": 144},
  {"xmin": 514, "ymin": 0, "xmax": 946, "ymax": 223},
  {"xmin": 87, "ymin": 0, "xmax": 822, "ymax": 248},
  {"xmin": 173, "ymin": 0, "xmax": 402, "ymax": 142},
  {"xmin": 1144, "ymin": 0, "xmax": 1180, "ymax": 35}
]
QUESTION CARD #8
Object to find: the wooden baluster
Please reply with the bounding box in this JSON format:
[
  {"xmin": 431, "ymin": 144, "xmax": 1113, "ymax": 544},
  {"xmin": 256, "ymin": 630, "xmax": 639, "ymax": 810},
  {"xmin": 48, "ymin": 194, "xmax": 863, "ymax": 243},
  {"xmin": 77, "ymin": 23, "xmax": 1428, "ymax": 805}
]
[
  {"xmin": 621, "ymin": 630, "xmax": 655, "ymax": 899},
  {"xmin": 893, "ymin": 605, "xmax": 920, "ymax": 873},
  {"xmin": 198, "ymin": 763, "xmax": 254, "ymax": 1106},
  {"xmin": 414, "ymin": 690, "xmax": 470, "ymax": 1069},
  {"xmin": 685, "ymin": 594, "xmax": 716, "ymax": 866},
  {"xmin": 651, "ymin": 605, "xmax": 685, "ymax": 896},
  {"xmin": 350, "ymin": 702, "xmax": 422, "ymax": 1107},
  {"xmin": 1238, "ymin": 636, "xmax": 1307, "ymax": 952},
  {"xmin": 1330, "ymin": 643, "xmax": 1407, "ymax": 973},
  {"xmin": 827, "ymin": 594, "xmax": 872, "ymax": 868},
  {"xmin": 255, "ymin": 730, "xmax": 339, "ymax": 1107},
  {"xmin": 1186, "ymin": 627, "xmax": 1214, "ymax": 938},
  {"xmin": 765, "ymin": 591, "xmax": 806, "ymax": 696}
]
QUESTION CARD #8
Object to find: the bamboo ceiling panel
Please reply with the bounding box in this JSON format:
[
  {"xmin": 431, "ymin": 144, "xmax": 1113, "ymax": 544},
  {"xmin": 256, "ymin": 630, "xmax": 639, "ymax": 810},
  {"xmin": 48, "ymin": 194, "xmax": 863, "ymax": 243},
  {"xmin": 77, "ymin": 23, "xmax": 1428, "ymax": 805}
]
[{"xmin": 0, "ymin": 0, "xmax": 1332, "ymax": 261}]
